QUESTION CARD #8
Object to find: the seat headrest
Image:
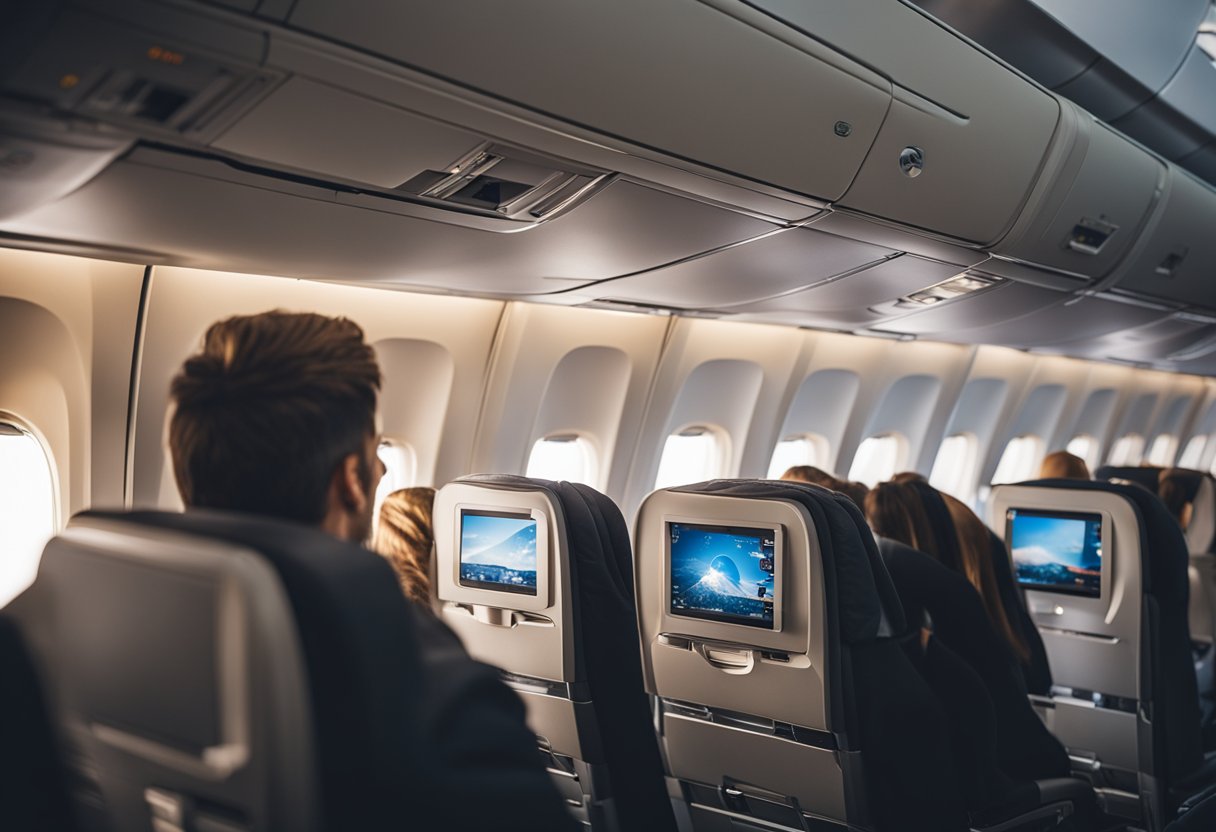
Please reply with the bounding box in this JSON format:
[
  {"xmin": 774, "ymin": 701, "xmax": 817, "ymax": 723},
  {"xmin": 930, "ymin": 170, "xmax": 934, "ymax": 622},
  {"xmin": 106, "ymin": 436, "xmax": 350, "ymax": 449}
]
[
  {"xmin": 1094, "ymin": 465, "xmax": 1162, "ymax": 491},
  {"xmin": 60, "ymin": 509, "xmax": 431, "ymax": 830},
  {"xmin": 667, "ymin": 479, "xmax": 907, "ymax": 643},
  {"xmin": 1018, "ymin": 479, "xmax": 1188, "ymax": 597},
  {"xmin": 1186, "ymin": 475, "xmax": 1216, "ymax": 555}
]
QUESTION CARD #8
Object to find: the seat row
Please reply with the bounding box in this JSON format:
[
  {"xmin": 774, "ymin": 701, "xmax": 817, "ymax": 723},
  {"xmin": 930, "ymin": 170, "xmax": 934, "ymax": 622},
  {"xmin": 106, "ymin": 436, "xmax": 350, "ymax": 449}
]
[{"xmin": 4, "ymin": 473, "xmax": 1216, "ymax": 830}]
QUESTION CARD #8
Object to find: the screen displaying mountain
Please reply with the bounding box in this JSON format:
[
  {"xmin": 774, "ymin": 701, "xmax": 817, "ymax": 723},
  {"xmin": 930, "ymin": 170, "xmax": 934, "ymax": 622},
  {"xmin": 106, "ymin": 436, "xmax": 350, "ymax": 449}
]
[
  {"xmin": 460, "ymin": 511, "xmax": 538, "ymax": 595},
  {"xmin": 669, "ymin": 522, "xmax": 775, "ymax": 629},
  {"xmin": 1009, "ymin": 510, "xmax": 1102, "ymax": 598}
]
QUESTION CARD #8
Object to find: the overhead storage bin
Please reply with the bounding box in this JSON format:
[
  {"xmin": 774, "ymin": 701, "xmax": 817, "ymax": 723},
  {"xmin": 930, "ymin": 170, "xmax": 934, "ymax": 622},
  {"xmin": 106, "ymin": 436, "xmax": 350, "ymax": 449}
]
[
  {"xmin": 285, "ymin": 0, "xmax": 893, "ymax": 200},
  {"xmin": 996, "ymin": 102, "xmax": 1165, "ymax": 279},
  {"xmin": 1111, "ymin": 166, "xmax": 1216, "ymax": 312}
]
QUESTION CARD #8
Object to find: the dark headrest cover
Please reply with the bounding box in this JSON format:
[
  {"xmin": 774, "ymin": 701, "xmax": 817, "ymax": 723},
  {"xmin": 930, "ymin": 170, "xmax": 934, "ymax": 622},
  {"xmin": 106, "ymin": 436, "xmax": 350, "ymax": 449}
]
[
  {"xmin": 1094, "ymin": 465, "xmax": 1162, "ymax": 491},
  {"xmin": 670, "ymin": 479, "xmax": 903, "ymax": 644},
  {"xmin": 453, "ymin": 475, "xmax": 678, "ymax": 832},
  {"xmin": 73, "ymin": 509, "xmax": 429, "ymax": 829}
]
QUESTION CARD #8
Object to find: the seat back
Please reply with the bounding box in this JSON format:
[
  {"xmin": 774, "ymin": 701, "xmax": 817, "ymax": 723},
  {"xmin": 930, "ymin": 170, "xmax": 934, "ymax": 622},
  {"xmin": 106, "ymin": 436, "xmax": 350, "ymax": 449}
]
[
  {"xmin": 990, "ymin": 480, "xmax": 1202, "ymax": 825},
  {"xmin": 11, "ymin": 509, "xmax": 436, "ymax": 832},
  {"xmin": 432, "ymin": 476, "xmax": 674, "ymax": 832},
  {"xmin": 634, "ymin": 479, "xmax": 968, "ymax": 832},
  {"xmin": 1185, "ymin": 475, "xmax": 1216, "ymax": 646}
]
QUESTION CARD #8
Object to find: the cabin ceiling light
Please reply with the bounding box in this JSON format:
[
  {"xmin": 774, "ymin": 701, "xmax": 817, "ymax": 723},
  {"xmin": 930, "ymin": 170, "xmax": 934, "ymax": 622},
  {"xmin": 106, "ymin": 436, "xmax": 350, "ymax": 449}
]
[{"xmin": 899, "ymin": 273, "xmax": 999, "ymax": 307}]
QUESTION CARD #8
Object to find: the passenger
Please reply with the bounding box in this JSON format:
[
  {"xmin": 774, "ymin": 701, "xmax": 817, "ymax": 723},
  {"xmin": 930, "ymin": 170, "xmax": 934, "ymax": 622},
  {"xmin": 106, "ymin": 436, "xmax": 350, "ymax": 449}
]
[
  {"xmin": 169, "ymin": 311, "xmax": 577, "ymax": 832},
  {"xmin": 371, "ymin": 486, "xmax": 437, "ymax": 610},
  {"xmin": 1159, "ymin": 468, "xmax": 1201, "ymax": 530},
  {"xmin": 866, "ymin": 480, "xmax": 1070, "ymax": 782},
  {"xmin": 1038, "ymin": 450, "xmax": 1091, "ymax": 480}
]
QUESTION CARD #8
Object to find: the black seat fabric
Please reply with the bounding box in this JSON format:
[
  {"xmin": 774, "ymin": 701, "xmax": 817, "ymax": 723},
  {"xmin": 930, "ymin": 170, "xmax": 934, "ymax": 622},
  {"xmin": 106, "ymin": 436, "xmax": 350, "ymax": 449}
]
[
  {"xmin": 987, "ymin": 529, "xmax": 1054, "ymax": 695},
  {"xmin": 0, "ymin": 615, "xmax": 76, "ymax": 832},
  {"xmin": 459, "ymin": 474, "xmax": 678, "ymax": 832},
  {"xmin": 876, "ymin": 537, "xmax": 1070, "ymax": 782},
  {"xmin": 1094, "ymin": 465, "xmax": 1162, "ymax": 491},
  {"xmin": 1167, "ymin": 783, "xmax": 1216, "ymax": 830},
  {"xmin": 51, "ymin": 509, "xmax": 578, "ymax": 832},
  {"xmin": 674, "ymin": 480, "xmax": 970, "ymax": 831},
  {"xmin": 1023, "ymin": 480, "xmax": 1204, "ymax": 790}
]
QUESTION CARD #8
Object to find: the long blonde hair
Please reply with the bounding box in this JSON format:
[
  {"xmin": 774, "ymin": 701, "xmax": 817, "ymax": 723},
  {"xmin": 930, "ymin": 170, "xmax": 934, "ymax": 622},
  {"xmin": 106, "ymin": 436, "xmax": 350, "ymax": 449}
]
[{"xmin": 371, "ymin": 486, "xmax": 436, "ymax": 609}]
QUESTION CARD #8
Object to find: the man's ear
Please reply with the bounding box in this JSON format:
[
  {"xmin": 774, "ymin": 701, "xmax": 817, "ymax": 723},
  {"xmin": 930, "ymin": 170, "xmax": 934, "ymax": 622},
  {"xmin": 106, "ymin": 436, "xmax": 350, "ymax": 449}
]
[{"xmin": 335, "ymin": 452, "xmax": 371, "ymax": 511}]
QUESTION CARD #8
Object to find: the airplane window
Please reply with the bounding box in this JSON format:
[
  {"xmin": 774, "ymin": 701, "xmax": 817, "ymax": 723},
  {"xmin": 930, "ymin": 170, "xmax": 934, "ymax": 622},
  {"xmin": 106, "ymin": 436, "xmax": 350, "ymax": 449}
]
[
  {"xmin": 766, "ymin": 433, "xmax": 830, "ymax": 479},
  {"xmin": 1108, "ymin": 434, "xmax": 1145, "ymax": 466},
  {"xmin": 373, "ymin": 440, "xmax": 418, "ymax": 524},
  {"xmin": 848, "ymin": 434, "xmax": 908, "ymax": 488},
  {"xmin": 0, "ymin": 423, "xmax": 57, "ymax": 608},
  {"xmin": 990, "ymin": 435, "xmax": 1044, "ymax": 485},
  {"xmin": 526, "ymin": 434, "xmax": 598, "ymax": 486},
  {"xmin": 1146, "ymin": 434, "xmax": 1178, "ymax": 467},
  {"xmin": 655, "ymin": 426, "xmax": 726, "ymax": 490},
  {"xmin": 1180, "ymin": 435, "xmax": 1208, "ymax": 469},
  {"xmin": 1065, "ymin": 435, "xmax": 1100, "ymax": 471},
  {"xmin": 929, "ymin": 433, "xmax": 978, "ymax": 503}
]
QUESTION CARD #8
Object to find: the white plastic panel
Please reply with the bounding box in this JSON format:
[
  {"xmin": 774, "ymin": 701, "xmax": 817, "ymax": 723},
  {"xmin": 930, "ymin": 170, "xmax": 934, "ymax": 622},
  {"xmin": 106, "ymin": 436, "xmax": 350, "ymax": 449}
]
[
  {"xmin": 587, "ymin": 227, "xmax": 893, "ymax": 310},
  {"xmin": 212, "ymin": 77, "xmax": 485, "ymax": 188},
  {"xmin": 2, "ymin": 149, "xmax": 778, "ymax": 296},
  {"xmin": 998, "ymin": 108, "xmax": 1165, "ymax": 278},
  {"xmin": 287, "ymin": 0, "xmax": 893, "ymax": 198}
]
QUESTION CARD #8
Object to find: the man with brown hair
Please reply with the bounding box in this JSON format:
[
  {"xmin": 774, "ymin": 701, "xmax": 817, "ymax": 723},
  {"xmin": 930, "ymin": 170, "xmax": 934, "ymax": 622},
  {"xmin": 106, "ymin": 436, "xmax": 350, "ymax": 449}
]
[{"xmin": 169, "ymin": 310, "xmax": 578, "ymax": 831}]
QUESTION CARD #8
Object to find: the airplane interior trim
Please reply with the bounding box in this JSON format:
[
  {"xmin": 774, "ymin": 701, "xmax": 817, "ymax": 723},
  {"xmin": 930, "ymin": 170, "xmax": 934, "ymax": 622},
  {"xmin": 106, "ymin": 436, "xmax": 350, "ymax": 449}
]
[{"xmin": 4, "ymin": 1, "xmax": 1216, "ymax": 830}]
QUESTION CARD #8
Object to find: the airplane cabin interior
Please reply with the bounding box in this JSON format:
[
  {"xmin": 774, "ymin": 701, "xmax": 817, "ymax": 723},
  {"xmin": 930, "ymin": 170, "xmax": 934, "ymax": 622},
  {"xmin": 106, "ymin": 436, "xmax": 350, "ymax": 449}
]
[{"xmin": 3, "ymin": 1, "xmax": 1216, "ymax": 830}]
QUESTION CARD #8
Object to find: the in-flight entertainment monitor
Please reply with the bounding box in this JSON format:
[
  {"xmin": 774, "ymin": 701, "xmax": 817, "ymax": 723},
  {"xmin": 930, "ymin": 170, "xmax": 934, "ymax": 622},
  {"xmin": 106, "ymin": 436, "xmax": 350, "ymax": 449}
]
[
  {"xmin": 459, "ymin": 509, "xmax": 538, "ymax": 595},
  {"xmin": 668, "ymin": 521, "xmax": 779, "ymax": 630},
  {"xmin": 1007, "ymin": 508, "xmax": 1103, "ymax": 598}
]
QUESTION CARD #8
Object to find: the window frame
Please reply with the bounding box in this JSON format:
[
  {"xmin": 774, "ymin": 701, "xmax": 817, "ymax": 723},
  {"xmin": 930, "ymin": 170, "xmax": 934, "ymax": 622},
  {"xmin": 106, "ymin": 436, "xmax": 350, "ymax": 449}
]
[
  {"xmin": 654, "ymin": 425, "xmax": 729, "ymax": 491},
  {"xmin": 929, "ymin": 432, "xmax": 979, "ymax": 503},
  {"xmin": 525, "ymin": 432, "xmax": 600, "ymax": 487},
  {"xmin": 848, "ymin": 433, "xmax": 909, "ymax": 488},
  {"xmin": 766, "ymin": 432, "xmax": 831, "ymax": 480},
  {"xmin": 990, "ymin": 434, "xmax": 1045, "ymax": 486},
  {"xmin": 1107, "ymin": 434, "xmax": 1146, "ymax": 467},
  {"xmin": 0, "ymin": 416, "xmax": 60, "ymax": 608}
]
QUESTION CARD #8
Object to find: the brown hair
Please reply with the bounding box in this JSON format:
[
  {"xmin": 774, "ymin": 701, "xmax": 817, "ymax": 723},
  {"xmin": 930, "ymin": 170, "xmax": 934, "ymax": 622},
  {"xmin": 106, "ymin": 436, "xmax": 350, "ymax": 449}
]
[
  {"xmin": 1038, "ymin": 451, "xmax": 1090, "ymax": 481},
  {"xmin": 1158, "ymin": 468, "xmax": 1200, "ymax": 529},
  {"xmin": 867, "ymin": 480, "xmax": 1030, "ymax": 664},
  {"xmin": 781, "ymin": 466, "xmax": 869, "ymax": 510},
  {"xmin": 169, "ymin": 311, "xmax": 381, "ymax": 523},
  {"xmin": 864, "ymin": 481, "xmax": 940, "ymax": 555},
  {"xmin": 942, "ymin": 493, "xmax": 1030, "ymax": 664},
  {"xmin": 372, "ymin": 487, "xmax": 437, "ymax": 608}
]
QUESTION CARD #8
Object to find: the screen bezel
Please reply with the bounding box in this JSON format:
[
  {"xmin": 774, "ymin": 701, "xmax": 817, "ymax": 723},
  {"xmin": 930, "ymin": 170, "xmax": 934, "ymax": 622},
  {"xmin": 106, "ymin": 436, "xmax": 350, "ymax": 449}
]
[
  {"xmin": 450, "ymin": 502, "xmax": 550, "ymax": 612},
  {"xmin": 1006, "ymin": 507, "xmax": 1107, "ymax": 599},
  {"xmin": 458, "ymin": 508, "xmax": 540, "ymax": 596},
  {"xmin": 664, "ymin": 516, "xmax": 784, "ymax": 635}
]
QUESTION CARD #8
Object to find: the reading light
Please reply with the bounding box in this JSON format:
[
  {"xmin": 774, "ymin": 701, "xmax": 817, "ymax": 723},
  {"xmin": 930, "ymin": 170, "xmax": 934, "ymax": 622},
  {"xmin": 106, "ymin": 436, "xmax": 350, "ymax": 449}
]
[{"xmin": 898, "ymin": 273, "xmax": 999, "ymax": 307}]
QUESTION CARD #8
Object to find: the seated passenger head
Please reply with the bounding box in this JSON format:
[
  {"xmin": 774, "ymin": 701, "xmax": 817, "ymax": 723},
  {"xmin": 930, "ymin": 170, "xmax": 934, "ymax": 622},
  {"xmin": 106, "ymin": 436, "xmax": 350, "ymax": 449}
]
[
  {"xmin": 864, "ymin": 481, "xmax": 940, "ymax": 556},
  {"xmin": 780, "ymin": 465, "xmax": 835, "ymax": 487},
  {"xmin": 1037, "ymin": 450, "xmax": 1090, "ymax": 481},
  {"xmin": 371, "ymin": 486, "xmax": 437, "ymax": 608},
  {"xmin": 169, "ymin": 311, "xmax": 384, "ymax": 543},
  {"xmin": 1159, "ymin": 468, "xmax": 1200, "ymax": 530}
]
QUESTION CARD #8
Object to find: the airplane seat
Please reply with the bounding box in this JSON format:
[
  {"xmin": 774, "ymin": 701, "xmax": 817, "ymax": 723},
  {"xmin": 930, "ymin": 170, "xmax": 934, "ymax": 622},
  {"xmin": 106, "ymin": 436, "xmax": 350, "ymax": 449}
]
[
  {"xmin": 1093, "ymin": 466, "xmax": 1162, "ymax": 492},
  {"xmin": 6, "ymin": 508, "xmax": 444, "ymax": 832},
  {"xmin": 432, "ymin": 475, "xmax": 676, "ymax": 832},
  {"xmin": 991, "ymin": 479, "xmax": 1211, "ymax": 828},
  {"xmin": 873, "ymin": 536, "xmax": 1071, "ymax": 784},
  {"xmin": 1165, "ymin": 781, "xmax": 1216, "ymax": 830},
  {"xmin": 634, "ymin": 478, "xmax": 968, "ymax": 831},
  {"xmin": 0, "ymin": 613, "xmax": 76, "ymax": 831}
]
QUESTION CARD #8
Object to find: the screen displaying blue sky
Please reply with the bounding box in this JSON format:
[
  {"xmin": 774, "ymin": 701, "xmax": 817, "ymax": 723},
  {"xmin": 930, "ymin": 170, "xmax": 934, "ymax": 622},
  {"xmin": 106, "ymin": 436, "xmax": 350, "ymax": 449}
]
[
  {"xmin": 460, "ymin": 512, "xmax": 537, "ymax": 572},
  {"xmin": 1010, "ymin": 512, "xmax": 1101, "ymax": 571}
]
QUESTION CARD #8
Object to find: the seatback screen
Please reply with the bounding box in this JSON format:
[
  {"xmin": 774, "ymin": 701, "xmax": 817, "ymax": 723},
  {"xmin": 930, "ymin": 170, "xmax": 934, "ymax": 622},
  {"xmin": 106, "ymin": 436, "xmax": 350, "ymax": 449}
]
[
  {"xmin": 669, "ymin": 522, "xmax": 776, "ymax": 629},
  {"xmin": 1007, "ymin": 509, "xmax": 1103, "ymax": 597},
  {"xmin": 459, "ymin": 509, "xmax": 538, "ymax": 595}
]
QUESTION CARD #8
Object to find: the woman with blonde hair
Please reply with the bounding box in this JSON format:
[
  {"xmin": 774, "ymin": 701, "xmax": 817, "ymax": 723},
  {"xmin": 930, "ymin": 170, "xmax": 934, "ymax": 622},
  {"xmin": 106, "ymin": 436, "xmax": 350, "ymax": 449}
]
[{"xmin": 371, "ymin": 486, "xmax": 437, "ymax": 609}]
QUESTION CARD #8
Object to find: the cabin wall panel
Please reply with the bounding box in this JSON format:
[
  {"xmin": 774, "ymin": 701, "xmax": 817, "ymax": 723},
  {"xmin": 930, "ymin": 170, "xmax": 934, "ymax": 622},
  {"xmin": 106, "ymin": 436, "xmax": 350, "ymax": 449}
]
[{"xmin": 130, "ymin": 267, "xmax": 504, "ymax": 509}]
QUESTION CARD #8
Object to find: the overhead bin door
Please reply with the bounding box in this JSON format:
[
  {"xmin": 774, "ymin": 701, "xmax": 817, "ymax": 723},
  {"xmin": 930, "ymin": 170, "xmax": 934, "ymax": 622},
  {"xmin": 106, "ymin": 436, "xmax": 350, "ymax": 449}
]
[
  {"xmin": 286, "ymin": 0, "xmax": 892, "ymax": 200},
  {"xmin": 748, "ymin": 0, "xmax": 1061, "ymax": 245},
  {"xmin": 1113, "ymin": 166, "xmax": 1216, "ymax": 312},
  {"xmin": 997, "ymin": 104, "xmax": 1165, "ymax": 279}
]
